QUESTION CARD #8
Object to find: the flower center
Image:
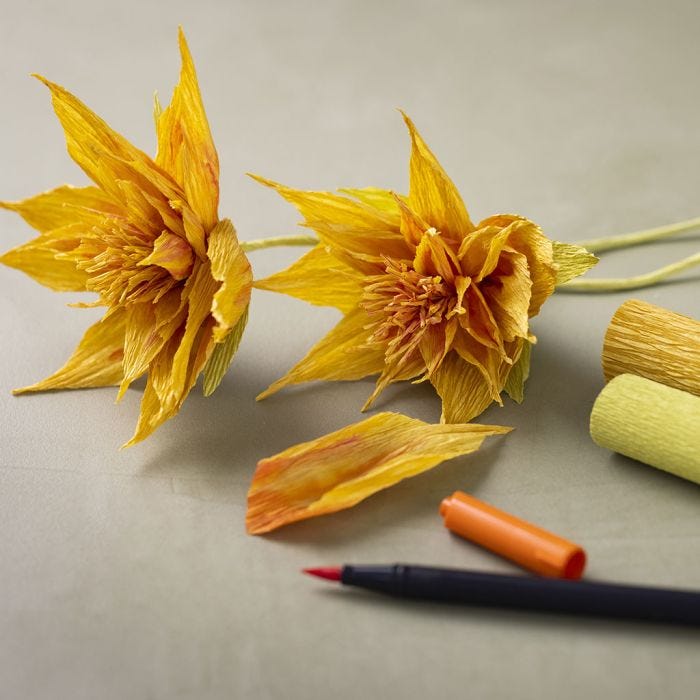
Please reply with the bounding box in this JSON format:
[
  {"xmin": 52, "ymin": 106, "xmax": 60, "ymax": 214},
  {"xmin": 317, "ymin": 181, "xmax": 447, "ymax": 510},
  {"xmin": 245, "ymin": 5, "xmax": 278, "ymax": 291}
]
[
  {"xmin": 73, "ymin": 225, "xmax": 191, "ymax": 305},
  {"xmin": 362, "ymin": 257, "xmax": 459, "ymax": 367}
]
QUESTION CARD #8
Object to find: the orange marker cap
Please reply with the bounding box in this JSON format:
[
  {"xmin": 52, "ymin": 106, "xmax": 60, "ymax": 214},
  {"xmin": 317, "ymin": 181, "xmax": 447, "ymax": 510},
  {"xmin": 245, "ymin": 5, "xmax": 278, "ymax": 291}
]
[{"xmin": 439, "ymin": 491, "xmax": 586, "ymax": 579}]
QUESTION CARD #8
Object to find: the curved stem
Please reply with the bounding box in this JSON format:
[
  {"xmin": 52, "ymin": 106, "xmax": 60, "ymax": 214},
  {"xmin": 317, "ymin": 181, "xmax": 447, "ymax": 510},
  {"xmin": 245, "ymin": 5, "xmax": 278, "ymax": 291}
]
[
  {"xmin": 241, "ymin": 234, "xmax": 318, "ymax": 252},
  {"xmin": 575, "ymin": 216, "xmax": 700, "ymax": 253},
  {"xmin": 558, "ymin": 251, "xmax": 700, "ymax": 292}
]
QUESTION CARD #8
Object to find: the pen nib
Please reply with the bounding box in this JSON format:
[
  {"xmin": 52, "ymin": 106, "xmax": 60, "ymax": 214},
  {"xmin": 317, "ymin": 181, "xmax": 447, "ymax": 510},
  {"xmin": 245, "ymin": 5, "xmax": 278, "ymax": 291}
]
[{"xmin": 303, "ymin": 566, "xmax": 342, "ymax": 582}]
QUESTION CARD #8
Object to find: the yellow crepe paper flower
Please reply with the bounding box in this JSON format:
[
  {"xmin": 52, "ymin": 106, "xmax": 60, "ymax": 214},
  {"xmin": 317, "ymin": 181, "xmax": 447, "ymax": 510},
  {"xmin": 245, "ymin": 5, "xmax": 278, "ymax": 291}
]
[
  {"xmin": 253, "ymin": 114, "xmax": 596, "ymax": 422},
  {"xmin": 247, "ymin": 412, "xmax": 510, "ymax": 534},
  {"xmin": 1, "ymin": 29, "xmax": 252, "ymax": 445}
]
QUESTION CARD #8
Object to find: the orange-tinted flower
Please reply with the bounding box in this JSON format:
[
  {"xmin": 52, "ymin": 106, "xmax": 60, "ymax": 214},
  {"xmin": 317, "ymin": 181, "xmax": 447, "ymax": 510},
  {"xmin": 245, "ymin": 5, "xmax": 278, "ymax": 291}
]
[
  {"xmin": 253, "ymin": 114, "xmax": 596, "ymax": 422},
  {"xmin": 1, "ymin": 30, "xmax": 252, "ymax": 445}
]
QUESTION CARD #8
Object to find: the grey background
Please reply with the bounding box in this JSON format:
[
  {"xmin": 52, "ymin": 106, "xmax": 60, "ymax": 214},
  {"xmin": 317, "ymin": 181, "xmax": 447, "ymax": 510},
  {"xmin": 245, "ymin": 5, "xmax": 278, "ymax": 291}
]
[{"xmin": 1, "ymin": 1, "xmax": 699, "ymax": 698}]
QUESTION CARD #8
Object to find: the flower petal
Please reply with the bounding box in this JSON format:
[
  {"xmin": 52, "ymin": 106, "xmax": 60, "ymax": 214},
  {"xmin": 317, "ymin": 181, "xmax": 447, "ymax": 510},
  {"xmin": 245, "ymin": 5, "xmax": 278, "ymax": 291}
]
[
  {"xmin": 249, "ymin": 174, "xmax": 409, "ymax": 265},
  {"xmin": 0, "ymin": 185, "xmax": 121, "ymax": 233},
  {"xmin": 14, "ymin": 307, "xmax": 126, "ymax": 393},
  {"xmin": 246, "ymin": 411, "xmax": 511, "ymax": 533},
  {"xmin": 123, "ymin": 331, "xmax": 182, "ymax": 447},
  {"xmin": 413, "ymin": 228, "xmax": 461, "ymax": 283},
  {"xmin": 430, "ymin": 351, "xmax": 503, "ymax": 423},
  {"xmin": 254, "ymin": 243, "xmax": 363, "ymax": 313},
  {"xmin": 451, "ymin": 331, "xmax": 503, "ymax": 400},
  {"xmin": 257, "ymin": 308, "xmax": 385, "ymax": 400},
  {"xmin": 401, "ymin": 112, "xmax": 474, "ymax": 239},
  {"xmin": 480, "ymin": 250, "xmax": 532, "ymax": 342},
  {"xmin": 503, "ymin": 340, "xmax": 531, "ymax": 403},
  {"xmin": 34, "ymin": 76, "xmax": 178, "ymax": 205},
  {"xmin": 479, "ymin": 215, "xmax": 557, "ymax": 316},
  {"xmin": 551, "ymin": 241, "xmax": 598, "ymax": 284},
  {"xmin": 0, "ymin": 225, "xmax": 88, "ymax": 291},
  {"xmin": 394, "ymin": 193, "xmax": 430, "ymax": 248},
  {"xmin": 202, "ymin": 304, "xmax": 248, "ymax": 397},
  {"xmin": 154, "ymin": 28, "xmax": 219, "ymax": 233},
  {"xmin": 206, "ymin": 219, "xmax": 253, "ymax": 343},
  {"xmin": 338, "ymin": 187, "xmax": 401, "ymax": 215},
  {"xmin": 117, "ymin": 290, "xmax": 186, "ymax": 400},
  {"xmin": 166, "ymin": 260, "xmax": 220, "ymax": 406},
  {"xmin": 139, "ymin": 231, "xmax": 194, "ymax": 280}
]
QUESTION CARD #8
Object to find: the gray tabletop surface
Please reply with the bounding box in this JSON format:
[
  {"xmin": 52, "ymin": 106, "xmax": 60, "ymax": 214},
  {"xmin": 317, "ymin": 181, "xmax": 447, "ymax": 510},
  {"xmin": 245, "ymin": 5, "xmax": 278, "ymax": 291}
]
[{"xmin": 1, "ymin": 1, "xmax": 699, "ymax": 698}]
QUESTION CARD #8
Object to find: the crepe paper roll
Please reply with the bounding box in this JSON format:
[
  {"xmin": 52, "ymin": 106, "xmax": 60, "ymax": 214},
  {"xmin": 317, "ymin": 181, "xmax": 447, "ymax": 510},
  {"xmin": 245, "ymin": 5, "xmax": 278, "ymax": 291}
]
[
  {"xmin": 602, "ymin": 299, "xmax": 700, "ymax": 397},
  {"xmin": 590, "ymin": 374, "xmax": 700, "ymax": 485}
]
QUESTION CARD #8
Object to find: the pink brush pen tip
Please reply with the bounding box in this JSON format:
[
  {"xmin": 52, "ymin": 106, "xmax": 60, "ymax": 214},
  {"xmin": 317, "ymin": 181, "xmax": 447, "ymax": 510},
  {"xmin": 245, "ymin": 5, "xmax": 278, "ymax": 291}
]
[{"xmin": 303, "ymin": 567, "xmax": 342, "ymax": 581}]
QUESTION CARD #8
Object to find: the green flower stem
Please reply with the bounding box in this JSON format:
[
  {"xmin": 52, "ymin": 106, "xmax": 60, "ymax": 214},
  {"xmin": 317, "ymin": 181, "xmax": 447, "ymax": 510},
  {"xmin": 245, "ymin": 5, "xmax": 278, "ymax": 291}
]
[
  {"xmin": 558, "ymin": 251, "xmax": 700, "ymax": 292},
  {"xmin": 575, "ymin": 216, "xmax": 700, "ymax": 253},
  {"xmin": 240, "ymin": 235, "xmax": 318, "ymax": 252}
]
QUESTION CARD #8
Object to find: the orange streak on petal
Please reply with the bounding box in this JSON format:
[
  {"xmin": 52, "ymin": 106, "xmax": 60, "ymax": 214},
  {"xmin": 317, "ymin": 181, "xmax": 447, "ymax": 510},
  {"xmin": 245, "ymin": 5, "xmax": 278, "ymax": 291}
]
[{"xmin": 246, "ymin": 412, "xmax": 511, "ymax": 534}]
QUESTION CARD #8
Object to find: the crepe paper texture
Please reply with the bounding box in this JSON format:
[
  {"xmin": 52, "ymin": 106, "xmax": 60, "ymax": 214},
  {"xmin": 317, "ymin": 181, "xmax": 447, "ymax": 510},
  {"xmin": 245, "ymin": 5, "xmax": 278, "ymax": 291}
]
[
  {"xmin": 603, "ymin": 300, "xmax": 700, "ymax": 397},
  {"xmin": 590, "ymin": 374, "xmax": 700, "ymax": 485},
  {"xmin": 0, "ymin": 30, "xmax": 253, "ymax": 445},
  {"xmin": 252, "ymin": 113, "xmax": 596, "ymax": 423},
  {"xmin": 246, "ymin": 412, "xmax": 511, "ymax": 534}
]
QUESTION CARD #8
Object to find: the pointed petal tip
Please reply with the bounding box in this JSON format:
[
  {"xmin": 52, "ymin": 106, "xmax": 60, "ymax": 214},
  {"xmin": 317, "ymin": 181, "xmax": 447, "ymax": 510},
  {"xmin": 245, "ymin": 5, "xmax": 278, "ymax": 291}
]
[
  {"xmin": 31, "ymin": 73, "xmax": 54, "ymax": 90},
  {"xmin": 247, "ymin": 172, "xmax": 280, "ymax": 189},
  {"xmin": 399, "ymin": 109, "xmax": 419, "ymax": 136},
  {"xmin": 177, "ymin": 26, "xmax": 192, "ymax": 59},
  {"xmin": 255, "ymin": 385, "xmax": 276, "ymax": 401},
  {"xmin": 245, "ymin": 519, "xmax": 270, "ymax": 535}
]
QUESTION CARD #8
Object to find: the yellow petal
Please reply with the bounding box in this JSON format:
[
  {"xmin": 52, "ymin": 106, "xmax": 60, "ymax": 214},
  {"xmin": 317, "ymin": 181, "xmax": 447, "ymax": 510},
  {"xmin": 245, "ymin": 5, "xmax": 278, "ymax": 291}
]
[
  {"xmin": 451, "ymin": 331, "xmax": 503, "ymax": 400},
  {"xmin": 257, "ymin": 308, "xmax": 385, "ymax": 400},
  {"xmin": 123, "ymin": 331, "xmax": 181, "ymax": 447},
  {"xmin": 338, "ymin": 187, "xmax": 401, "ymax": 215},
  {"xmin": 0, "ymin": 225, "xmax": 88, "ymax": 291},
  {"xmin": 401, "ymin": 112, "xmax": 474, "ymax": 239},
  {"xmin": 479, "ymin": 250, "xmax": 532, "ymax": 341},
  {"xmin": 504, "ymin": 340, "xmax": 531, "ymax": 403},
  {"xmin": 393, "ymin": 193, "xmax": 429, "ymax": 248},
  {"xmin": 249, "ymin": 174, "xmax": 409, "ymax": 264},
  {"xmin": 246, "ymin": 412, "xmax": 511, "ymax": 533},
  {"xmin": 551, "ymin": 241, "xmax": 598, "ymax": 284},
  {"xmin": 462, "ymin": 284, "xmax": 505, "ymax": 355},
  {"xmin": 114, "ymin": 180, "xmax": 165, "ymax": 238},
  {"xmin": 419, "ymin": 317, "xmax": 458, "ymax": 377},
  {"xmin": 117, "ymin": 289, "xmax": 186, "ymax": 399},
  {"xmin": 481, "ymin": 215, "xmax": 557, "ymax": 316},
  {"xmin": 34, "ymin": 76, "xmax": 179, "ymax": 206},
  {"xmin": 206, "ymin": 219, "xmax": 253, "ymax": 343},
  {"xmin": 430, "ymin": 351, "xmax": 502, "ymax": 423},
  {"xmin": 202, "ymin": 304, "xmax": 249, "ymax": 396},
  {"xmin": 253, "ymin": 243, "xmax": 363, "ymax": 313},
  {"xmin": 14, "ymin": 307, "xmax": 125, "ymax": 393},
  {"xmin": 154, "ymin": 28, "xmax": 219, "ymax": 233},
  {"xmin": 413, "ymin": 227, "xmax": 461, "ymax": 283},
  {"xmin": 461, "ymin": 215, "xmax": 556, "ymax": 318},
  {"xmin": 125, "ymin": 309, "xmax": 218, "ymax": 447},
  {"xmin": 139, "ymin": 231, "xmax": 194, "ymax": 280},
  {"xmin": 250, "ymin": 175, "xmax": 397, "ymax": 231},
  {"xmin": 0, "ymin": 185, "xmax": 121, "ymax": 233},
  {"xmin": 362, "ymin": 346, "xmax": 426, "ymax": 412},
  {"xmin": 166, "ymin": 260, "xmax": 219, "ymax": 407}
]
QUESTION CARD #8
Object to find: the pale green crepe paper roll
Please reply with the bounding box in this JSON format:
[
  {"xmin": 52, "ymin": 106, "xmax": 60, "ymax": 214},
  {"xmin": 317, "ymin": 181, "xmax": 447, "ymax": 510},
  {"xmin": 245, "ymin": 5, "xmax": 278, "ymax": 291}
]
[{"xmin": 590, "ymin": 374, "xmax": 700, "ymax": 485}]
